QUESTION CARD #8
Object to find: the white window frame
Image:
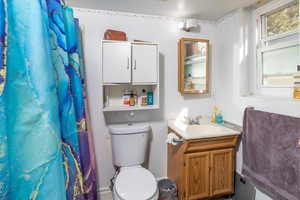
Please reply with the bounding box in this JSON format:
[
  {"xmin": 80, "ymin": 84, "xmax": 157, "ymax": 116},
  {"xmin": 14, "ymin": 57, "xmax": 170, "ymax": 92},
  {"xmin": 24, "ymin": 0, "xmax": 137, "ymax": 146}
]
[{"xmin": 255, "ymin": 0, "xmax": 299, "ymax": 89}]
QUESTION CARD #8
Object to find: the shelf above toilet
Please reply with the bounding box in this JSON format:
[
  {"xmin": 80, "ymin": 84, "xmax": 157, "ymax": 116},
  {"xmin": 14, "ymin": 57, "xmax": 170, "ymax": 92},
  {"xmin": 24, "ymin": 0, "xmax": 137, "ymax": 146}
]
[{"xmin": 103, "ymin": 104, "xmax": 159, "ymax": 112}]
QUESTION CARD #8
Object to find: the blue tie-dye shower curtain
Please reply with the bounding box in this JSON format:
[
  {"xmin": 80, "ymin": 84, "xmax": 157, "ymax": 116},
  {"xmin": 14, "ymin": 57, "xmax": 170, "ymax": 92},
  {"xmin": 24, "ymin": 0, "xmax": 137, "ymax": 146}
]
[
  {"xmin": 0, "ymin": 0, "xmax": 98, "ymax": 199},
  {"xmin": 0, "ymin": 0, "xmax": 9, "ymax": 199},
  {"xmin": 63, "ymin": 6, "xmax": 98, "ymax": 200}
]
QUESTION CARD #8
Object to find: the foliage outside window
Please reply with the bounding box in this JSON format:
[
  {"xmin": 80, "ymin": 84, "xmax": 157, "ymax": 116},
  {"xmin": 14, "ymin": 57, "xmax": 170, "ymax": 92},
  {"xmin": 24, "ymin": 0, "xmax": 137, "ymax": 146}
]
[
  {"xmin": 266, "ymin": 2, "xmax": 299, "ymax": 37},
  {"xmin": 257, "ymin": 0, "xmax": 299, "ymax": 87}
]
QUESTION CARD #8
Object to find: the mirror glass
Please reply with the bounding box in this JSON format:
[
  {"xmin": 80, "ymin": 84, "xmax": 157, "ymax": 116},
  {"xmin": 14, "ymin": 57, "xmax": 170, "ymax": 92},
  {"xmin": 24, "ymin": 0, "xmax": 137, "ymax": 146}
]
[{"xmin": 178, "ymin": 38, "xmax": 209, "ymax": 94}]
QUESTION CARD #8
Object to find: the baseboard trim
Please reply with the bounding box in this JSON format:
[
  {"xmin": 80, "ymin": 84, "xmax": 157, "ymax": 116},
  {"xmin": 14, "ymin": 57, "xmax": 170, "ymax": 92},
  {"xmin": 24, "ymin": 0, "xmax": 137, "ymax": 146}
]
[
  {"xmin": 99, "ymin": 187, "xmax": 112, "ymax": 200},
  {"xmin": 99, "ymin": 187, "xmax": 111, "ymax": 193}
]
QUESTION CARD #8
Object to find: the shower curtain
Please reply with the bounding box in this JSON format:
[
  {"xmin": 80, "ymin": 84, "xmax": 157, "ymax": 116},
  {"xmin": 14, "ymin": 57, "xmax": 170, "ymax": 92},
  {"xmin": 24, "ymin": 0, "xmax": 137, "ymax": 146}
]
[{"xmin": 0, "ymin": 0, "xmax": 97, "ymax": 199}]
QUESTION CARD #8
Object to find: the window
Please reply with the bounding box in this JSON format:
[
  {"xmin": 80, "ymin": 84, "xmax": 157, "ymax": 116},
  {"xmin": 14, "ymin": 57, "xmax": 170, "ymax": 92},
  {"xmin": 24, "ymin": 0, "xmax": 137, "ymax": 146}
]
[
  {"xmin": 257, "ymin": 0, "xmax": 299, "ymax": 87},
  {"xmin": 266, "ymin": 2, "xmax": 299, "ymax": 37},
  {"xmin": 262, "ymin": 45, "xmax": 299, "ymax": 86}
]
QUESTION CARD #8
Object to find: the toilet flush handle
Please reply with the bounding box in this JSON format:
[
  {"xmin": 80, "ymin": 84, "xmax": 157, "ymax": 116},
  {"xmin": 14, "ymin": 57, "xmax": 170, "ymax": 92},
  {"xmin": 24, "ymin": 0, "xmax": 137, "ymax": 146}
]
[{"xmin": 173, "ymin": 138, "xmax": 185, "ymax": 143}]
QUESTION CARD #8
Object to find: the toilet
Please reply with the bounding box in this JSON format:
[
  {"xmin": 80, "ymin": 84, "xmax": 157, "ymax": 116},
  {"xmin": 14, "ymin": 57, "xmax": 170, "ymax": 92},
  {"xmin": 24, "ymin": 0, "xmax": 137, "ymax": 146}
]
[{"xmin": 109, "ymin": 123, "xmax": 159, "ymax": 200}]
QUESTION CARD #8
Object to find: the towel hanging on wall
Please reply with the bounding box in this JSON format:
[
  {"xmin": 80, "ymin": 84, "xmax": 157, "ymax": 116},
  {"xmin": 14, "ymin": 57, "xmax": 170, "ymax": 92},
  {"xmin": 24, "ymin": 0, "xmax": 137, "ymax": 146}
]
[{"xmin": 242, "ymin": 108, "xmax": 300, "ymax": 200}]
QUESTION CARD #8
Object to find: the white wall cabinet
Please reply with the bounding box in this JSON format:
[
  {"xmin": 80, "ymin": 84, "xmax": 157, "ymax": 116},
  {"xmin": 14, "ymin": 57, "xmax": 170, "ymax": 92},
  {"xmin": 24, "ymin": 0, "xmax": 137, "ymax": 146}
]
[
  {"xmin": 102, "ymin": 41, "xmax": 158, "ymax": 84},
  {"xmin": 101, "ymin": 40, "xmax": 159, "ymax": 112},
  {"xmin": 132, "ymin": 44, "xmax": 158, "ymax": 84},
  {"xmin": 102, "ymin": 42, "xmax": 131, "ymax": 83}
]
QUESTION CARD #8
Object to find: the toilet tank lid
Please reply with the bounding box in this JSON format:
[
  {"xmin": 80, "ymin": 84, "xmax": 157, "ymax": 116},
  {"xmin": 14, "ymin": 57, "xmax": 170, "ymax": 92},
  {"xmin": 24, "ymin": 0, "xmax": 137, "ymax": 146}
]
[{"xmin": 109, "ymin": 123, "xmax": 150, "ymax": 135}]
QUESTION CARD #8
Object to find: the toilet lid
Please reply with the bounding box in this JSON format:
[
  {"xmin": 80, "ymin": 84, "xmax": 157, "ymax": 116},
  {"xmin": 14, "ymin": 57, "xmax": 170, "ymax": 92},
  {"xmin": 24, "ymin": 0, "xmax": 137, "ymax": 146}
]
[{"xmin": 115, "ymin": 167, "xmax": 157, "ymax": 200}]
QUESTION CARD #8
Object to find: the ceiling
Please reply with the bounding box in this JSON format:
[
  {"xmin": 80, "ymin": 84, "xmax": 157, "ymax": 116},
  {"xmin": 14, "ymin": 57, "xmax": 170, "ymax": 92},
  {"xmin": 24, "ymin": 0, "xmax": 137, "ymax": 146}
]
[{"xmin": 66, "ymin": 0, "xmax": 259, "ymax": 21}]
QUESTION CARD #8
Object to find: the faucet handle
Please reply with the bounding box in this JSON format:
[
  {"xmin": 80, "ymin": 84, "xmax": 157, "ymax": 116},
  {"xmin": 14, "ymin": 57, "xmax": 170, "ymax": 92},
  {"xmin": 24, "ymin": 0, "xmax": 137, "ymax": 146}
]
[
  {"xmin": 194, "ymin": 115, "xmax": 202, "ymax": 120},
  {"xmin": 192, "ymin": 115, "xmax": 202, "ymax": 121},
  {"xmin": 183, "ymin": 115, "xmax": 202, "ymax": 125},
  {"xmin": 189, "ymin": 115, "xmax": 202, "ymax": 125}
]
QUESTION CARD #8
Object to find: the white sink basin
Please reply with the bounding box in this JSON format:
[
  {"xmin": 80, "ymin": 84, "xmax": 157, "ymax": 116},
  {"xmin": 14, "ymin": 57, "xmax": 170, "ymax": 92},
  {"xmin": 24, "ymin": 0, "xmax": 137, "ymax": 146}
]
[{"xmin": 168, "ymin": 120, "xmax": 240, "ymax": 140}]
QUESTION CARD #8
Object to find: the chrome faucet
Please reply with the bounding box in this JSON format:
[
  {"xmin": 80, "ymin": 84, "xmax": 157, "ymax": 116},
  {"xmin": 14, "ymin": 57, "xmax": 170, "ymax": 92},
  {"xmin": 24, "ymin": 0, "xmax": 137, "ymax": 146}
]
[{"xmin": 186, "ymin": 115, "xmax": 202, "ymax": 125}]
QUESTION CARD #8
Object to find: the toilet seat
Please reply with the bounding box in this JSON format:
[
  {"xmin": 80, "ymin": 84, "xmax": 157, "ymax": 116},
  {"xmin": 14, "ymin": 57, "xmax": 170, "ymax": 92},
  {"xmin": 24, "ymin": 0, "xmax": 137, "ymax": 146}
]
[{"xmin": 115, "ymin": 166, "xmax": 158, "ymax": 200}]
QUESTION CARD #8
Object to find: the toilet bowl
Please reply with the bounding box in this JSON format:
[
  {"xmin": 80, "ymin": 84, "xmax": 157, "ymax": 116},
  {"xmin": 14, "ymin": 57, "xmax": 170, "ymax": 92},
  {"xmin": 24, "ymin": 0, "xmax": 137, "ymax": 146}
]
[
  {"xmin": 113, "ymin": 166, "xmax": 158, "ymax": 200},
  {"xmin": 109, "ymin": 123, "xmax": 159, "ymax": 200}
]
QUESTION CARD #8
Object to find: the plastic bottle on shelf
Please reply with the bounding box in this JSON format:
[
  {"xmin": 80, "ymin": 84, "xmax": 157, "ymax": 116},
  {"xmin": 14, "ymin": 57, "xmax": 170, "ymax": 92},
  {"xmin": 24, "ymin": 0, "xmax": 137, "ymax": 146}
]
[
  {"xmin": 140, "ymin": 89, "xmax": 148, "ymax": 106},
  {"xmin": 147, "ymin": 91, "xmax": 154, "ymax": 105},
  {"xmin": 293, "ymin": 65, "xmax": 300, "ymax": 99},
  {"xmin": 122, "ymin": 89, "xmax": 131, "ymax": 105},
  {"xmin": 129, "ymin": 93, "xmax": 135, "ymax": 106}
]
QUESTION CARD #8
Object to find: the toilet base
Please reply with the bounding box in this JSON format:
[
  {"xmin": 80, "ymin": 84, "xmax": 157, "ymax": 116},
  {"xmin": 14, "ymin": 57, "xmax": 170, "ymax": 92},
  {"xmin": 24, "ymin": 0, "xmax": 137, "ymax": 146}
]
[{"xmin": 113, "ymin": 186, "xmax": 159, "ymax": 200}]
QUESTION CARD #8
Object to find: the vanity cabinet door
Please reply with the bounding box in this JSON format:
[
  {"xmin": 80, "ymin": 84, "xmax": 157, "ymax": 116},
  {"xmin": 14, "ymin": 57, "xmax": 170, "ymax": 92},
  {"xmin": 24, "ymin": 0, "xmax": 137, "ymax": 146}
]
[
  {"xmin": 184, "ymin": 152, "xmax": 210, "ymax": 200},
  {"xmin": 132, "ymin": 44, "xmax": 158, "ymax": 84},
  {"xmin": 102, "ymin": 42, "xmax": 131, "ymax": 83},
  {"xmin": 210, "ymin": 148, "xmax": 234, "ymax": 196}
]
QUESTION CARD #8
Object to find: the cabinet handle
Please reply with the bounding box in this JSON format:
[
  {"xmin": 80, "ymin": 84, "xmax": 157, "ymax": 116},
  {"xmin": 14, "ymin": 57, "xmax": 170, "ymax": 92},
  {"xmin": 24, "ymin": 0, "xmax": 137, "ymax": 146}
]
[
  {"xmin": 134, "ymin": 59, "xmax": 137, "ymax": 70},
  {"xmin": 127, "ymin": 57, "xmax": 130, "ymax": 70}
]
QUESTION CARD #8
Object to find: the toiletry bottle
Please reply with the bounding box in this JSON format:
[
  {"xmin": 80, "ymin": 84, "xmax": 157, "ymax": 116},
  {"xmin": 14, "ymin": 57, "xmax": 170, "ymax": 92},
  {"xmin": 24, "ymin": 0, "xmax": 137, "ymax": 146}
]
[
  {"xmin": 293, "ymin": 65, "xmax": 300, "ymax": 99},
  {"xmin": 147, "ymin": 91, "xmax": 154, "ymax": 105},
  {"xmin": 187, "ymin": 73, "xmax": 194, "ymax": 89},
  {"xmin": 216, "ymin": 111, "xmax": 224, "ymax": 124},
  {"xmin": 129, "ymin": 93, "xmax": 135, "ymax": 106},
  {"xmin": 123, "ymin": 89, "xmax": 131, "ymax": 105},
  {"xmin": 140, "ymin": 89, "xmax": 148, "ymax": 106},
  {"xmin": 133, "ymin": 89, "xmax": 138, "ymax": 105},
  {"xmin": 211, "ymin": 106, "xmax": 219, "ymax": 123}
]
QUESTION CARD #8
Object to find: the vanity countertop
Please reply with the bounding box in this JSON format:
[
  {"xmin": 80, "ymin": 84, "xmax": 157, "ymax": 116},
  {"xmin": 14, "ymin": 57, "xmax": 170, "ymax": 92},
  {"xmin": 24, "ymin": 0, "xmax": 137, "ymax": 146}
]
[{"xmin": 168, "ymin": 119, "xmax": 241, "ymax": 140}]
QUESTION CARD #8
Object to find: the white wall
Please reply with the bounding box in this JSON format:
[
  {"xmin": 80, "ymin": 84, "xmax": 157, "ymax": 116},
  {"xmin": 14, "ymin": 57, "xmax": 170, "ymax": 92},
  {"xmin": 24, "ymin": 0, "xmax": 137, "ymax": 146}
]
[
  {"xmin": 74, "ymin": 6, "xmax": 300, "ymax": 200},
  {"xmin": 73, "ymin": 8, "xmax": 217, "ymax": 193},
  {"xmin": 215, "ymin": 8, "xmax": 300, "ymax": 200}
]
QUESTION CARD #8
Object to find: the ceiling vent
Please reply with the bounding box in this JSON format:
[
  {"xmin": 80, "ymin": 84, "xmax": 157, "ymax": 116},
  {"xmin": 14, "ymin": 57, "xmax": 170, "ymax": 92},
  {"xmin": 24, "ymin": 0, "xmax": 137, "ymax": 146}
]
[{"xmin": 178, "ymin": 19, "xmax": 199, "ymax": 32}]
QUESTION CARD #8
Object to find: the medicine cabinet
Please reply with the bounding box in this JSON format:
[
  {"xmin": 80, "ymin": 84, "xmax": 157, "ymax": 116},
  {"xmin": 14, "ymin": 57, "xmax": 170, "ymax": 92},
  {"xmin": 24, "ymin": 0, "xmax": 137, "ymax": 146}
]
[
  {"xmin": 101, "ymin": 40, "xmax": 159, "ymax": 112},
  {"xmin": 178, "ymin": 38, "xmax": 209, "ymax": 95}
]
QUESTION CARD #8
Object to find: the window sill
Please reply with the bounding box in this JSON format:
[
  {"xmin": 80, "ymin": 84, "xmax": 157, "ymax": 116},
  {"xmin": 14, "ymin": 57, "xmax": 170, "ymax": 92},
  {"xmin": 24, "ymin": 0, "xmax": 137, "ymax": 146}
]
[{"xmin": 240, "ymin": 94, "xmax": 300, "ymax": 103}]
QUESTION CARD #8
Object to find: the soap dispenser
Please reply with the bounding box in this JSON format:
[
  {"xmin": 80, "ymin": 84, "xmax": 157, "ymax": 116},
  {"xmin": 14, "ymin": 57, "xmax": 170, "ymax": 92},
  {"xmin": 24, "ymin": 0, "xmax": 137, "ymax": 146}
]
[
  {"xmin": 211, "ymin": 106, "xmax": 219, "ymax": 123},
  {"xmin": 216, "ymin": 111, "xmax": 224, "ymax": 124}
]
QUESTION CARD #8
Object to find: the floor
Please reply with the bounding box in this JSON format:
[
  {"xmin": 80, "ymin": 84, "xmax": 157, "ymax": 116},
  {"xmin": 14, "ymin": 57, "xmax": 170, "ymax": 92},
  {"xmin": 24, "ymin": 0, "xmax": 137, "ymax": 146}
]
[
  {"xmin": 100, "ymin": 192, "xmax": 232, "ymax": 200},
  {"xmin": 100, "ymin": 191, "xmax": 113, "ymax": 200}
]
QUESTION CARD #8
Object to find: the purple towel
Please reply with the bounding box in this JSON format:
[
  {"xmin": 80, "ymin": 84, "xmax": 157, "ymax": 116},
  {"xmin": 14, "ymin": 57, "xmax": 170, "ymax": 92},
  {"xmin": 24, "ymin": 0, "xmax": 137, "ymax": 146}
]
[{"xmin": 242, "ymin": 108, "xmax": 300, "ymax": 200}]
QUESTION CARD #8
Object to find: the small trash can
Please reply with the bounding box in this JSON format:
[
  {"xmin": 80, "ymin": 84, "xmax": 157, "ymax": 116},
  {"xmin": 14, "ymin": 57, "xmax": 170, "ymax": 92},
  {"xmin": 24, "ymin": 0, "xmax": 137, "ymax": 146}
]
[{"xmin": 158, "ymin": 179, "xmax": 178, "ymax": 200}]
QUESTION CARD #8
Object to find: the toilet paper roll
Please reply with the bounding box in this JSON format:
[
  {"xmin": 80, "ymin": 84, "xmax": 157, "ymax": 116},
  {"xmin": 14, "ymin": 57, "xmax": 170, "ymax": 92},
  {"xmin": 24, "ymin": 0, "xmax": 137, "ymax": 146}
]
[{"xmin": 166, "ymin": 133, "xmax": 180, "ymax": 145}]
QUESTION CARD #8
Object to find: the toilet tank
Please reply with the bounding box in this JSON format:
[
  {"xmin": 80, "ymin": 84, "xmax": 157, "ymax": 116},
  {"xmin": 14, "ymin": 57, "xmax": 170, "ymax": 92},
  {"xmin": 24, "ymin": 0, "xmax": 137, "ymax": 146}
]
[{"xmin": 109, "ymin": 123, "xmax": 150, "ymax": 167}]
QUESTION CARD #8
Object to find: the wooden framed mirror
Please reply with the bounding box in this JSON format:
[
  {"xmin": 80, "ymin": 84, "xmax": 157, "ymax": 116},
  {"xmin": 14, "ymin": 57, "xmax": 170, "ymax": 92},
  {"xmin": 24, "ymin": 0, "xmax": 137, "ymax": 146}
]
[{"xmin": 178, "ymin": 38, "xmax": 209, "ymax": 95}]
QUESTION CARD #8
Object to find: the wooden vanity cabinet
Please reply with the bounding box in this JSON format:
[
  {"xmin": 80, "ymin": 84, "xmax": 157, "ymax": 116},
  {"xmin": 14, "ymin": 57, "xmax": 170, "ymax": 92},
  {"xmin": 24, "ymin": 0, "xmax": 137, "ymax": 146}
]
[
  {"xmin": 168, "ymin": 128, "xmax": 239, "ymax": 200},
  {"xmin": 185, "ymin": 151, "xmax": 210, "ymax": 199}
]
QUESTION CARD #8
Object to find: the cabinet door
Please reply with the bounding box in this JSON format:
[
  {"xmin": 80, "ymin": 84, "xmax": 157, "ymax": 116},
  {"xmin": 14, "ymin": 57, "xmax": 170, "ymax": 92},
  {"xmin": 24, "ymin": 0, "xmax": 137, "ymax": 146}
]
[
  {"xmin": 132, "ymin": 44, "xmax": 158, "ymax": 84},
  {"xmin": 184, "ymin": 152, "xmax": 210, "ymax": 200},
  {"xmin": 102, "ymin": 42, "xmax": 131, "ymax": 83},
  {"xmin": 210, "ymin": 148, "xmax": 234, "ymax": 196}
]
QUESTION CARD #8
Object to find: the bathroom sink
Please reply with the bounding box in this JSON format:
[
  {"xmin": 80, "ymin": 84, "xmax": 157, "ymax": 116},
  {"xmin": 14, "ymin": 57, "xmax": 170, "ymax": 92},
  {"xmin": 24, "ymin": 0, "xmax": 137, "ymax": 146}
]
[
  {"xmin": 187, "ymin": 124, "xmax": 223, "ymax": 136},
  {"xmin": 168, "ymin": 120, "xmax": 241, "ymax": 140}
]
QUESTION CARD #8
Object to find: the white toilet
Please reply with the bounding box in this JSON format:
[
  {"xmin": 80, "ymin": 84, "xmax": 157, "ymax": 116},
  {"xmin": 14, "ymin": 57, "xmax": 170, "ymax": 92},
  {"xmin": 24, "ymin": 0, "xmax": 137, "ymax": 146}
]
[{"xmin": 109, "ymin": 123, "xmax": 159, "ymax": 200}]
